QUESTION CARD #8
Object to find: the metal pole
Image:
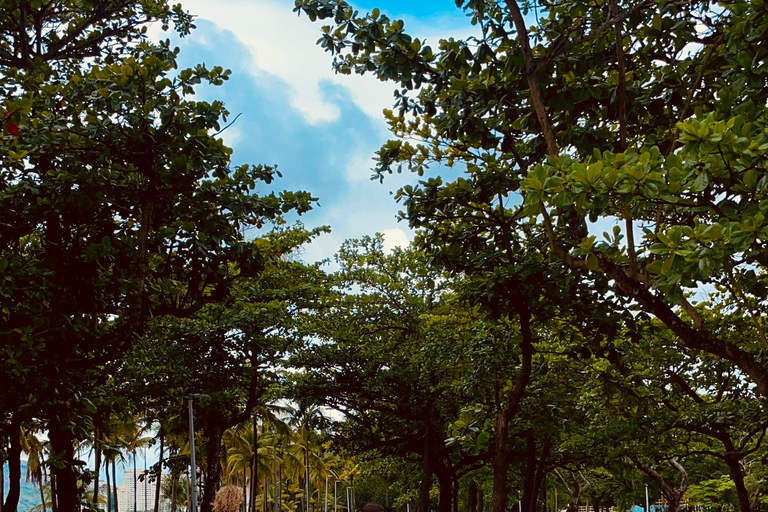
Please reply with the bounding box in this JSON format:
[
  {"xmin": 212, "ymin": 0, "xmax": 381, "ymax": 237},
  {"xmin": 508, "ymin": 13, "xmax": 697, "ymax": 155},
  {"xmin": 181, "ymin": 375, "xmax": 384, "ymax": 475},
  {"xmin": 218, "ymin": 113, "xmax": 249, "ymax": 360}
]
[
  {"xmin": 645, "ymin": 486, "xmax": 650, "ymax": 512},
  {"xmin": 325, "ymin": 477, "xmax": 329, "ymax": 512},
  {"xmin": 188, "ymin": 397, "xmax": 198, "ymax": 512},
  {"xmin": 334, "ymin": 481, "xmax": 337, "ymax": 512}
]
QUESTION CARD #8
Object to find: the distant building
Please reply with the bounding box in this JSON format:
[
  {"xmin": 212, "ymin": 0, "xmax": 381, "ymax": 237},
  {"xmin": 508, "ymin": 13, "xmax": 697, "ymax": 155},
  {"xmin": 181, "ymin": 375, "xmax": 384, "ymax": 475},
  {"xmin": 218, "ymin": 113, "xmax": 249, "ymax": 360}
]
[{"xmin": 113, "ymin": 470, "xmax": 172, "ymax": 512}]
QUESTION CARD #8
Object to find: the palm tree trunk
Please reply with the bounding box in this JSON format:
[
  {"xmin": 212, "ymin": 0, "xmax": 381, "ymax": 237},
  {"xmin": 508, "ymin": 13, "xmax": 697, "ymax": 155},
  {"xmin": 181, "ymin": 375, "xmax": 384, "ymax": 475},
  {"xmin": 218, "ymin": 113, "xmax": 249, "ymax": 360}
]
[
  {"xmin": 113, "ymin": 460, "xmax": 119, "ymax": 512},
  {"xmin": 4, "ymin": 414, "xmax": 23, "ymax": 512},
  {"xmin": 170, "ymin": 474, "xmax": 177, "ymax": 512},
  {"xmin": 107, "ymin": 459, "xmax": 112, "ymax": 512},
  {"xmin": 39, "ymin": 475, "xmax": 47, "ymax": 512},
  {"xmin": 51, "ymin": 474, "xmax": 58, "ymax": 512},
  {"xmin": 155, "ymin": 431, "xmax": 164, "ymax": 512},
  {"xmin": 134, "ymin": 451, "xmax": 138, "ymax": 512},
  {"xmin": 94, "ymin": 430, "xmax": 102, "ymax": 505}
]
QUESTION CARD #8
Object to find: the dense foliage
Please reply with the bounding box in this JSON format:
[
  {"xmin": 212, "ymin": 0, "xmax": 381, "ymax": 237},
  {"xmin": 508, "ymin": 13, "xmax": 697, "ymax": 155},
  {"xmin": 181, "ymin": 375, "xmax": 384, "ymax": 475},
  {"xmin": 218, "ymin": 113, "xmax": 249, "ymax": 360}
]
[{"xmin": 2, "ymin": 2, "xmax": 768, "ymax": 512}]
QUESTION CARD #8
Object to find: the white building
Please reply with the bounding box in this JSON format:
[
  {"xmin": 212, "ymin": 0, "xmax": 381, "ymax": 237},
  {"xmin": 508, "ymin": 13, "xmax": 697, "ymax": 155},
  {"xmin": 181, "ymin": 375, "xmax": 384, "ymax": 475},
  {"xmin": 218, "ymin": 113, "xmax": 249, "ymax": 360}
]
[{"xmin": 115, "ymin": 470, "xmax": 172, "ymax": 512}]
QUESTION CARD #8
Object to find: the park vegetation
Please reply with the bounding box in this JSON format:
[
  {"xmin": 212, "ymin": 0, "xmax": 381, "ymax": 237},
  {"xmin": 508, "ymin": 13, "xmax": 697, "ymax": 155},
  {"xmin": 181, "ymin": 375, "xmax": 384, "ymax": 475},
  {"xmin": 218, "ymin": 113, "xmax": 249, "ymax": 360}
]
[{"xmin": 1, "ymin": 1, "xmax": 767, "ymax": 512}]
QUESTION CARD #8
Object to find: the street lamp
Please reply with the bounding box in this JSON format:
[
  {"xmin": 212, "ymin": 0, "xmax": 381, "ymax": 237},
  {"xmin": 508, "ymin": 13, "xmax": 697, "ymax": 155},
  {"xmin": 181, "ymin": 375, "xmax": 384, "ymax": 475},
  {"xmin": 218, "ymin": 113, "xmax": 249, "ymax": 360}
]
[{"xmin": 188, "ymin": 394, "xmax": 209, "ymax": 512}]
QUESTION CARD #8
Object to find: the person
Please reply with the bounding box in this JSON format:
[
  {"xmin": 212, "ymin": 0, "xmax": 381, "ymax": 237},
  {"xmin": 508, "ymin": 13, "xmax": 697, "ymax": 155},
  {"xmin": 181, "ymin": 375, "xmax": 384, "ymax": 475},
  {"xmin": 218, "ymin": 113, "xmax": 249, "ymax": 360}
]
[{"xmin": 361, "ymin": 504, "xmax": 386, "ymax": 512}]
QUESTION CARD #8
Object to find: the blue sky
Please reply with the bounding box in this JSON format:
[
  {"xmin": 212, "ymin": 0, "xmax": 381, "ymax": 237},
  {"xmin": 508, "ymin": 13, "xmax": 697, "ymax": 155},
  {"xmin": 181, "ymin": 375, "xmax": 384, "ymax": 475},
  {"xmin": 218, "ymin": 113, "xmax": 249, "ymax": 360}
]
[{"xmin": 155, "ymin": 0, "xmax": 474, "ymax": 264}]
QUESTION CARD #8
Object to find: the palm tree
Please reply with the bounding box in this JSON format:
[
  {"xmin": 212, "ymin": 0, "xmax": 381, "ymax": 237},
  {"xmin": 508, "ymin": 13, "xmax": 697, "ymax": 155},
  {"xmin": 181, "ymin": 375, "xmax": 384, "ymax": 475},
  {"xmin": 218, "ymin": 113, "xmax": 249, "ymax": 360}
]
[
  {"xmin": 162, "ymin": 474, "xmax": 190, "ymax": 512},
  {"xmin": 21, "ymin": 432, "xmax": 48, "ymax": 512}
]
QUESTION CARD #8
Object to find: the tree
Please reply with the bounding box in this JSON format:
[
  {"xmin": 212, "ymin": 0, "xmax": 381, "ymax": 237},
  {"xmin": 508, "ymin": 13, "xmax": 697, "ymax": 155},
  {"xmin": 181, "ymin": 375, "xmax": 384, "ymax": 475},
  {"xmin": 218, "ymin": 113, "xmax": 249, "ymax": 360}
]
[
  {"xmin": 1, "ymin": 2, "xmax": 315, "ymax": 511},
  {"xmin": 292, "ymin": 0, "xmax": 768, "ymax": 398}
]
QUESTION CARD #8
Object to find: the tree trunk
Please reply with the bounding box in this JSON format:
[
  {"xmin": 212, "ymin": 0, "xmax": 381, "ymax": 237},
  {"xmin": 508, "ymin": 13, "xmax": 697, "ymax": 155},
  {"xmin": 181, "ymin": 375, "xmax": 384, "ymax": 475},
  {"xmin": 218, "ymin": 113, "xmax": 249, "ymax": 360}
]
[
  {"xmin": 107, "ymin": 459, "xmax": 112, "ymax": 512},
  {"xmin": 490, "ymin": 409, "xmax": 510, "ymax": 512},
  {"xmin": 417, "ymin": 426, "xmax": 434, "ymax": 512},
  {"xmin": 468, "ymin": 481, "xmax": 478, "ymax": 512},
  {"xmin": 453, "ymin": 479, "xmax": 458, "ymax": 512},
  {"xmin": 532, "ymin": 443, "xmax": 551, "ymax": 512},
  {"xmin": 492, "ymin": 307, "xmax": 534, "ymax": 512},
  {"xmin": 155, "ymin": 431, "xmax": 164, "ymax": 512},
  {"xmin": 434, "ymin": 466, "xmax": 453, "ymax": 512},
  {"xmin": 40, "ymin": 475, "xmax": 48, "ymax": 512},
  {"xmin": 51, "ymin": 474, "xmax": 58, "ymax": 512},
  {"xmin": 200, "ymin": 424, "xmax": 225, "ymax": 512},
  {"xmin": 522, "ymin": 431, "xmax": 537, "ymax": 512},
  {"xmin": 94, "ymin": 430, "xmax": 102, "ymax": 505},
  {"xmin": 723, "ymin": 454, "xmax": 751, "ymax": 512},
  {"xmin": 2, "ymin": 415, "xmax": 22, "ymax": 512},
  {"xmin": 49, "ymin": 420, "xmax": 78, "ymax": 512},
  {"xmin": 170, "ymin": 474, "xmax": 178, "ymax": 512},
  {"xmin": 133, "ymin": 452, "xmax": 138, "ymax": 512},
  {"xmin": 113, "ymin": 460, "xmax": 119, "ymax": 512}
]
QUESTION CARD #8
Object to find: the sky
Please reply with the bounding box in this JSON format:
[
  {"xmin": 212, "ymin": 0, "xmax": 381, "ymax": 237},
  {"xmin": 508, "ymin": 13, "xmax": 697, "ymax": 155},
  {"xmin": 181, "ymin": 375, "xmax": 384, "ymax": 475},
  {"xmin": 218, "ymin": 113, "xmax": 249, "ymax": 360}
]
[{"xmin": 155, "ymin": 0, "xmax": 475, "ymax": 265}]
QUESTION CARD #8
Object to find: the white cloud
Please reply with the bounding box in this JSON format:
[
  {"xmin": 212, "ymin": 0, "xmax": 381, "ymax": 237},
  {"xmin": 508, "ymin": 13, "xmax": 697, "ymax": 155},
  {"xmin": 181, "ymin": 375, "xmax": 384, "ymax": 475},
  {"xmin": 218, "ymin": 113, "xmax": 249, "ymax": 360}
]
[
  {"xmin": 177, "ymin": 0, "xmax": 396, "ymax": 125},
  {"xmin": 176, "ymin": 0, "xmax": 475, "ymax": 127},
  {"xmin": 381, "ymin": 228, "xmax": 411, "ymax": 253}
]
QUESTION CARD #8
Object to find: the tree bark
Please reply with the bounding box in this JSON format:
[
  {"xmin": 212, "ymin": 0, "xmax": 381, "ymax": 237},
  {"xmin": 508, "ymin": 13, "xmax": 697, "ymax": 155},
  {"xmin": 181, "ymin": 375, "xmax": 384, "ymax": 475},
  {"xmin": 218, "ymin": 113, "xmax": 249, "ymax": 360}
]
[
  {"xmin": 113, "ymin": 460, "xmax": 119, "ymax": 512},
  {"xmin": 3, "ymin": 415, "xmax": 22, "ymax": 512},
  {"xmin": 106, "ymin": 459, "xmax": 112, "ymax": 512},
  {"xmin": 522, "ymin": 431, "xmax": 537, "ymax": 512},
  {"xmin": 434, "ymin": 464, "xmax": 453, "ymax": 512},
  {"xmin": 49, "ymin": 420, "xmax": 78, "ymax": 512},
  {"xmin": 723, "ymin": 454, "xmax": 751, "ymax": 512},
  {"xmin": 155, "ymin": 430, "xmax": 164, "ymax": 512},
  {"xmin": 94, "ymin": 430, "xmax": 102, "ymax": 505},
  {"xmin": 490, "ymin": 409, "xmax": 510, "ymax": 512},
  {"xmin": 469, "ymin": 481, "xmax": 478, "ymax": 512},
  {"xmin": 200, "ymin": 423, "xmax": 225, "ymax": 512},
  {"xmin": 491, "ymin": 308, "xmax": 534, "ymax": 512}
]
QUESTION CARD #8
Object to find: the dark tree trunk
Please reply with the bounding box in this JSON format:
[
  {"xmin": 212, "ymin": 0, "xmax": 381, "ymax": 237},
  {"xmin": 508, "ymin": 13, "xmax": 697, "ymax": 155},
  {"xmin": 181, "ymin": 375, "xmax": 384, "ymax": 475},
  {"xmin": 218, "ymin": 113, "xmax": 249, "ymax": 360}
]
[
  {"xmin": 724, "ymin": 454, "xmax": 751, "ymax": 512},
  {"xmin": 434, "ymin": 465, "xmax": 453, "ymax": 512},
  {"xmin": 113, "ymin": 460, "xmax": 119, "ymax": 512},
  {"xmin": 49, "ymin": 420, "xmax": 78, "ymax": 512},
  {"xmin": 51, "ymin": 474, "xmax": 58, "ymax": 512},
  {"xmin": 468, "ymin": 481, "xmax": 478, "ymax": 512},
  {"xmin": 531, "ymin": 442, "xmax": 550, "ymax": 512},
  {"xmin": 93, "ymin": 430, "xmax": 102, "ymax": 505},
  {"xmin": 200, "ymin": 423, "xmax": 225, "ymax": 512},
  {"xmin": 417, "ymin": 425, "xmax": 434, "ymax": 512},
  {"xmin": 490, "ymin": 410, "xmax": 510, "ymax": 512},
  {"xmin": 133, "ymin": 452, "xmax": 138, "ymax": 512},
  {"xmin": 155, "ymin": 431, "xmax": 165, "ymax": 512},
  {"xmin": 522, "ymin": 431, "xmax": 537, "ymax": 512},
  {"xmin": 40, "ymin": 475, "xmax": 48, "ymax": 512},
  {"xmin": 106, "ymin": 459, "xmax": 112, "ymax": 512},
  {"xmin": 2, "ymin": 415, "xmax": 22, "ymax": 512},
  {"xmin": 492, "ymin": 307, "xmax": 534, "ymax": 512},
  {"xmin": 453, "ymin": 478, "xmax": 458, "ymax": 512}
]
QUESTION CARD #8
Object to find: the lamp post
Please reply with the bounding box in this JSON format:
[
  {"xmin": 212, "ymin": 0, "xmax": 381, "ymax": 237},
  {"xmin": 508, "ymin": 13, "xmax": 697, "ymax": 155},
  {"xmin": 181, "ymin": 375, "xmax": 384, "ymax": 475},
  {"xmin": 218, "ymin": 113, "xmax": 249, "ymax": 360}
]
[{"xmin": 188, "ymin": 394, "xmax": 209, "ymax": 512}]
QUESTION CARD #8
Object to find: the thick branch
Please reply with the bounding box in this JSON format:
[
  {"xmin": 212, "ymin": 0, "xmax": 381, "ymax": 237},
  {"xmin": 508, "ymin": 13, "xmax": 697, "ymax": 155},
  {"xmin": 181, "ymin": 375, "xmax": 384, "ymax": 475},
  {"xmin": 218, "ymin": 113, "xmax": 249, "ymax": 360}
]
[{"xmin": 503, "ymin": 0, "xmax": 558, "ymax": 156}]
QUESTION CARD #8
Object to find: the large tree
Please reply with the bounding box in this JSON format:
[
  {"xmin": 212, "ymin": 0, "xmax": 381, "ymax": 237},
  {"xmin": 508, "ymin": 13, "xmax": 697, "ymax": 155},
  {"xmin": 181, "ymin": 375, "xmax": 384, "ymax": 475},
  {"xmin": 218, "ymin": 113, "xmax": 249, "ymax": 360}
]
[
  {"xmin": 0, "ymin": 3, "xmax": 314, "ymax": 511},
  {"xmin": 292, "ymin": 0, "xmax": 768, "ymax": 399}
]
